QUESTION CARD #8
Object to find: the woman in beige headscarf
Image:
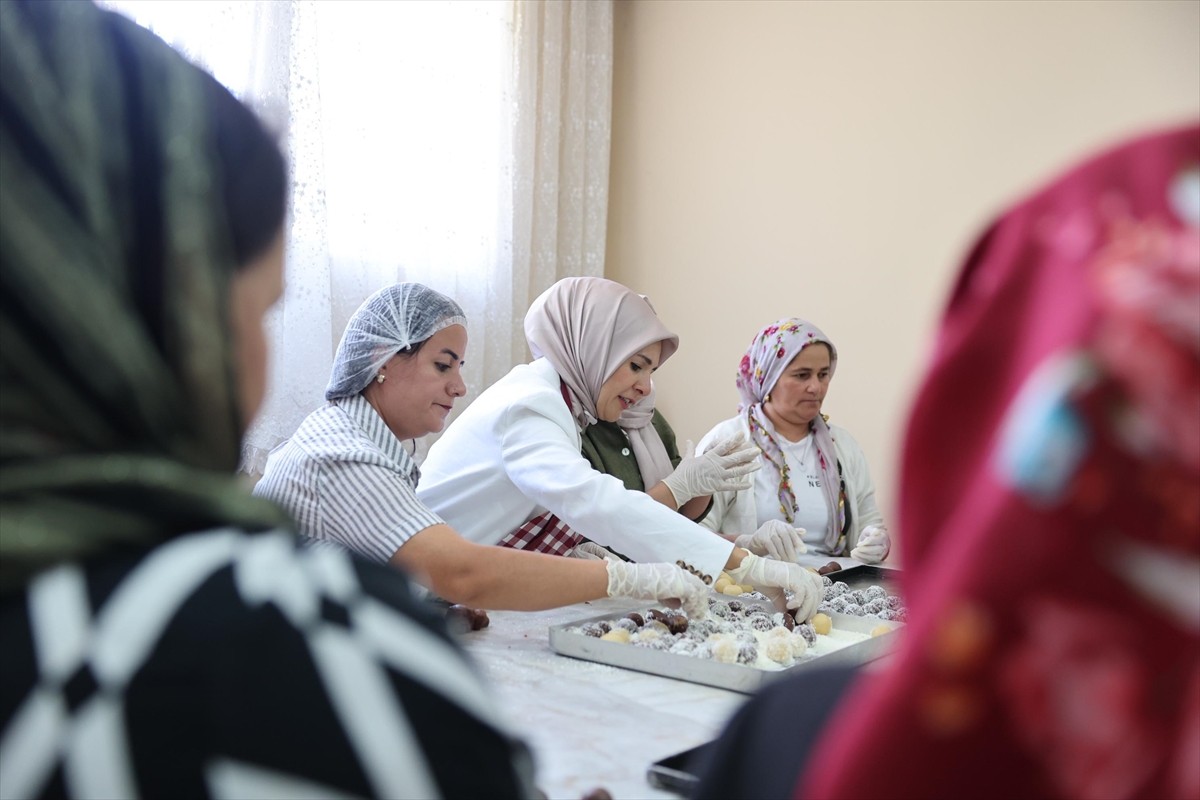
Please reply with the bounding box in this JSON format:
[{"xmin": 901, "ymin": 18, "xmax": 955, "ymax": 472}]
[{"xmin": 419, "ymin": 277, "xmax": 825, "ymax": 618}]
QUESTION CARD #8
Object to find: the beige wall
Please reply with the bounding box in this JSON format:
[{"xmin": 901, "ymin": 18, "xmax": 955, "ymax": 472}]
[{"xmin": 606, "ymin": 0, "xmax": 1199, "ymax": 528}]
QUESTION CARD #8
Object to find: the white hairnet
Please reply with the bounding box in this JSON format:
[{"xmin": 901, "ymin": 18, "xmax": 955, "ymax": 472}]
[{"xmin": 325, "ymin": 283, "xmax": 466, "ymax": 400}]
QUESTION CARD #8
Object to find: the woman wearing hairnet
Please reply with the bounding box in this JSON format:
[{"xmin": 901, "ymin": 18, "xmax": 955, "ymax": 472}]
[{"xmin": 255, "ymin": 283, "xmax": 712, "ymax": 615}]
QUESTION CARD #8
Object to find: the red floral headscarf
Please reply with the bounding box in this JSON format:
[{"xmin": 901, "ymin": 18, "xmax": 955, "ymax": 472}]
[{"xmin": 801, "ymin": 124, "xmax": 1200, "ymax": 800}]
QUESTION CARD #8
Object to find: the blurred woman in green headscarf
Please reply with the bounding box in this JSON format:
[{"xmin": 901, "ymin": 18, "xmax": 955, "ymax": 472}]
[{"xmin": 0, "ymin": 2, "xmax": 533, "ymax": 797}]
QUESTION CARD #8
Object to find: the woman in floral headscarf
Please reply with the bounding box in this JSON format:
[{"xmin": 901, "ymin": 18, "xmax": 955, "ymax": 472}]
[{"xmin": 697, "ymin": 319, "xmax": 891, "ymax": 562}]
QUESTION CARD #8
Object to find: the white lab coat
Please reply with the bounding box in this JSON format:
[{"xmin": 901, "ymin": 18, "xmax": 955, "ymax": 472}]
[{"xmin": 418, "ymin": 358, "xmax": 734, "ymax": 581}]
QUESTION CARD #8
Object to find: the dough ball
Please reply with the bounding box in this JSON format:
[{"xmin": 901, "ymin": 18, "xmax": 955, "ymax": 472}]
[
  {"xmin": 635, "ymin": 627, "xmax": 662, "ymax": 644},
  {"xmin": 811, "ymin": 612, "xmax": 833, "ymax": 635},
  {"xmin": 871, "ymin": 624, "xmax": 892, "ymax": 637},
  {"xmin": 446, "ymin": 604, "xmax": 489, "ymax": 632},
  {"xmin": 722, "ymin": 584, "xmax": 744, "ymax": 596},
  {"xmin": 765, "ymin": 638, "xmax": 793, "ymax": 664},
  {"xmin": 749, "ymin": 615, "xmax": 775, "ymax": 632},
  {"xmin": 600, "ymin": 628, "xmax": 631, "ymax": 644},
  {"xmin": 711, "ymin": 638, "xmax": 739, "ymax": 663}
]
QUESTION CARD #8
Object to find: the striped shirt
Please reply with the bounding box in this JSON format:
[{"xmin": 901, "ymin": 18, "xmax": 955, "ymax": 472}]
[{"xmin": 254, "ymin": 395, "xmax": 444, "ymax": 563}]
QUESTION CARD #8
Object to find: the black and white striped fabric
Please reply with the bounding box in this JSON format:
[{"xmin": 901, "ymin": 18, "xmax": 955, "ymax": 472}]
[
  {"xmin": 254, "ymin": 396, "xmax": 443, "ymax": 563},
  {"xmin": 0, "ymin": 529, "xmax": 535, "ymax": 799}
]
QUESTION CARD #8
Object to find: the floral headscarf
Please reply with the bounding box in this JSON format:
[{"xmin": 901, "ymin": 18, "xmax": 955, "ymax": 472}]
[{"xmin": 736, "ymin": 318, "xmax": 844, "ymax": 552}]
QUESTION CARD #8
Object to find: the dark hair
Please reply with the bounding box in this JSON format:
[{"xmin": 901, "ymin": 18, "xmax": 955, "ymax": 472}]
[
  {"xmin": 396, "ymin": 338, "xmax": 431, "ymax": 359},
  {"xmin": 206, "ymin": 78, "xmax": 288, "ymax": 269}
]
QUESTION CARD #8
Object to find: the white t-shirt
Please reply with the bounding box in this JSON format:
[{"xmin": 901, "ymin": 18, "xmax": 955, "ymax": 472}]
[{"xmin": 753, "ymin": 432, "xmax": 829, "ymax": 548}]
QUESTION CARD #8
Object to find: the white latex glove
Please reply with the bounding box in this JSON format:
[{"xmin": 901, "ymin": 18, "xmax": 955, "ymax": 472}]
[
  {"xmin": 569, "ymin": 541, "xmax": 618, "ymax": 561},
  {"xmin": 726, "ymin": 553, "xmax": 822, "ymax": 622},
  {"xmin": 850, "ymin": 525, "xmax": 891, "ymax": 564},
  {"xmin": 660, "ymin": 433, "xmax": 761, "ymax": 506},
  {"xmin": 605, "ymin": 561, "xmax": 710, "ymax": 619},
  {"xmin": 734, "ymin": 519, "xmax": 807, "ymax": 562}
]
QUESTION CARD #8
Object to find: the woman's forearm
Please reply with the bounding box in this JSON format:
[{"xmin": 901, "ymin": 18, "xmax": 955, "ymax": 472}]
[
  {"xmin": 647, "ymin": 481, "xmax": 679, "ymax": 509},
  {"xmin": 391, "ymin": 524, "xmax": 609, "ymax": 610}
]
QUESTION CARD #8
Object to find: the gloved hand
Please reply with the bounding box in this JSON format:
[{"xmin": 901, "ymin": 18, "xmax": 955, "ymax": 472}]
[
  {"xmin": 726, "ymin": 553, "xmax": 822, "ymax": 622},
  {"xmin": 605, "ymin": 561, "xmax": 710, "ymax": 619},
  {"xmin": 569, "ymin": 541, "xmax": 617, "ymax": 561},
  {"xmin": 661, "ymin": 433, "xmax": 761, "ymax": 506},
  {"xmin": 734, "ymin": 519, "xmax": 807, "ymax": 562},
  {"xmin": 850, "ymin": 525, "xmax": 891, "ymax": 564}
]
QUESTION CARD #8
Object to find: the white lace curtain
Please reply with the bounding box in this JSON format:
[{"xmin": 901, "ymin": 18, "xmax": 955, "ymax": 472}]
[{"xmin": 99, "ymin": 0, "xmax": 613, "ymax": 472}]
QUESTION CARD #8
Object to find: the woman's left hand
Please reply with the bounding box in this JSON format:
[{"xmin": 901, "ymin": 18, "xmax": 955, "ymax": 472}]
[
  {"xmin": 735, "ymin": 519, "xmax": 806, "ymax": 562},
  {"xmin": 850, "ymin": 525, "xmax": 890, "ymax": 563}
]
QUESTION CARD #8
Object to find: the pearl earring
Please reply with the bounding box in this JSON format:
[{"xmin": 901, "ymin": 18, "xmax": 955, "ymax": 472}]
[
  {"xmin": 376, "ymin": 373, "xmax": 386, "ymax": 384},
  {"xmin": 764, "ymin": 393, "xmax": 771, "ymax": 404}
]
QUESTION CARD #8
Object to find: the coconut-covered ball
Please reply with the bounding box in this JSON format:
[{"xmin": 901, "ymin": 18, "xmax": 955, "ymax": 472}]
[
  {"xmin": 749, "ymin": 614, "xmax": 776, "ymax": 632},
  {"xmin": 670, "ymin": 639, "xmax": 700, "ymax": 655},
  {"xmin": 861, "ymin": 599, "xmax": 887, "ymax": 616},
  {"xmin": 710, "ymin": 638, "xmax": 739, "ymax": 663},
  {"xmin": 764, "ymin": 637, "xmax": 794, "ymax": 664}
]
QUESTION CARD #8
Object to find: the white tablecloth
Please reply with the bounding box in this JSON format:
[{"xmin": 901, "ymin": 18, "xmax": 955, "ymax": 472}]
[{"xmin": 457, "ymin": 597, "xmax": 747, "ymax": 800}]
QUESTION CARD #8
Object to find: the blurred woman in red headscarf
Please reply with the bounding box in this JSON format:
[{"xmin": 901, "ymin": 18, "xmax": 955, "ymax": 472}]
[{"xmin": 692, "ymin": 123, "xmax": 1199, "ymax": 800}]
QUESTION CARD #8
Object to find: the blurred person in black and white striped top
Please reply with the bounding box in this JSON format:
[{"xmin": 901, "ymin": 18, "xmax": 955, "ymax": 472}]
[{"xmin": 0, "ymin": 4, "xmax": 535, "ymax": 797}]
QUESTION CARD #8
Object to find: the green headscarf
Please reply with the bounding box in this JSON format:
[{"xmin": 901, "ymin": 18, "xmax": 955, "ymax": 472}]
[{"xmin": 0, "ymin": 1, "xmax": 291, "ymax": 590}]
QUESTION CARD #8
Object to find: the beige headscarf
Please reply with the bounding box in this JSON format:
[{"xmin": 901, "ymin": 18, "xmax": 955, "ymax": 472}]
[
  {"xmin": 524, "ymin": 277, "xmax": 680, "ymax": 437},
  {"xmin": 617, "ymin": 386, "xmax": 675, "ymax": 487}
]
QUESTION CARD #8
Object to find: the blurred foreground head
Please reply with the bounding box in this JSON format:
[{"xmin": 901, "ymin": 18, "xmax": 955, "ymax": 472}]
[
  {"xmin": 0, "ymin": 0, "xmax": 290, "ymax": 587},
  {"xmin": 805, "ymin": 124, "xmax": 1199, "ymax": 799}
]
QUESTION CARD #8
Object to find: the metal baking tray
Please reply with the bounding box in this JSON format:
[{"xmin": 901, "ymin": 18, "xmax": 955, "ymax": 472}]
[
  {"xmin": 819, "ymin": 564, "xmax": 902, "ymax": 591},
  {"xmin": 548, "ymin": 605, "xmax": 900, "ymax": 694}
]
